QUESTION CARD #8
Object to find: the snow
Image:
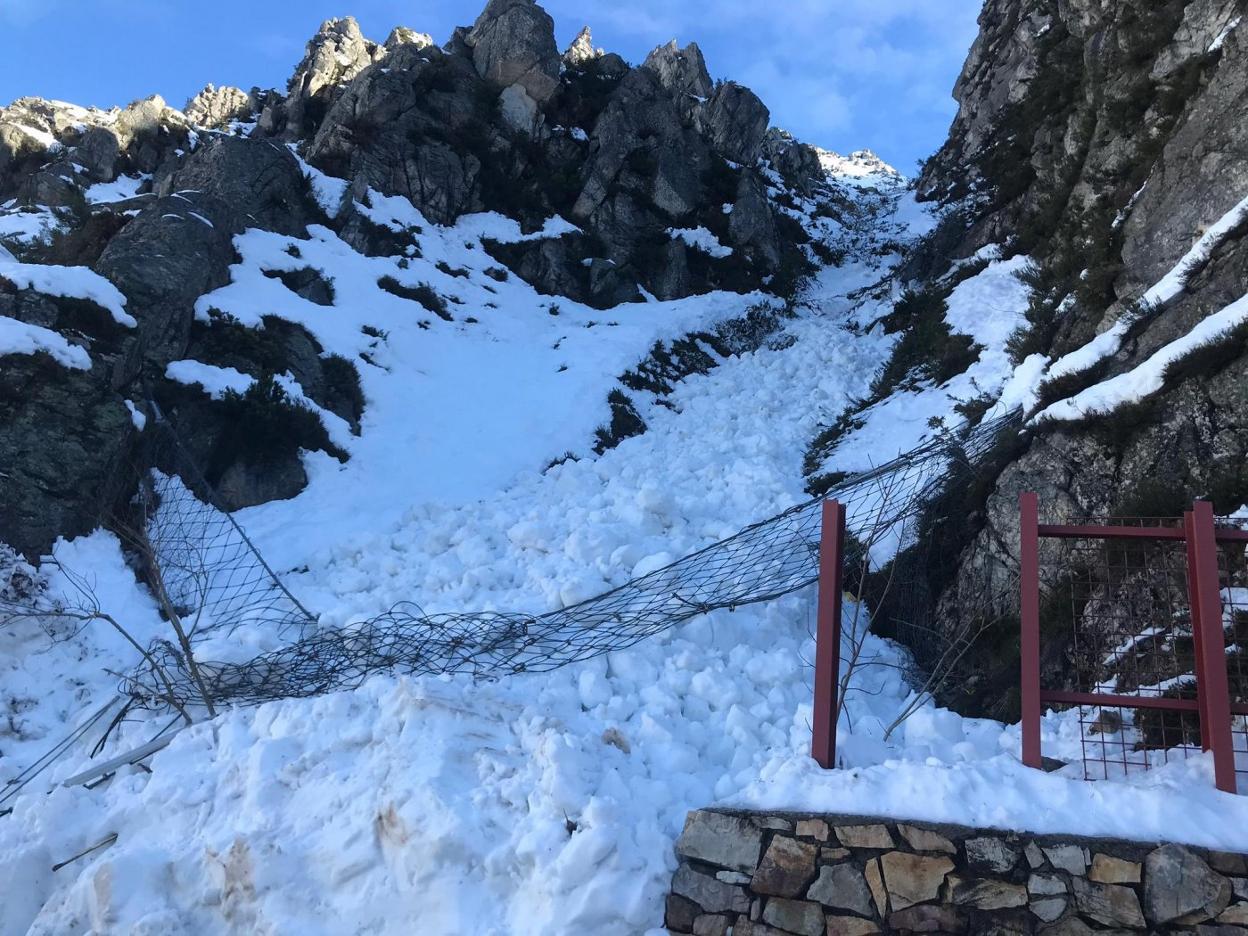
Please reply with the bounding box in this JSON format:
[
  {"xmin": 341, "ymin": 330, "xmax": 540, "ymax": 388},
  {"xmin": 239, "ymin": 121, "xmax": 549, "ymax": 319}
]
[
  {"xmin": 1031, "ymin": 191, "xmax": 1248, "ymax": 398},
  {"xmin": 124, "ymin": 400, "xmax": 147, "ymax": 431},
  {"xmin": 1039, "ymin": 289, "xmax": 1248, "ymax": 421},
  {"xmin": 165, "ymin": 359, "xmax": 254, "ymax": 398},
  {"xmin": 5, "ymin": 162, "xmax": 1248, "ymax": 936},
  {"xmin": 165, "ymin": 360, "xmax": 353, "ymax": 449},
  {"xmin": 288, "ymin": 144, "xmax": 349, "ymax": 218},
  {"xmin": 1210, "ymin": 15, "xmax": 1241, "ymax": 51},
  {"xmin": 0, "ymin": 206, "xmax": 64, "ymax": 246},
  {"xmin": 815, "ymin": 147, "xmax": 902, "ymax": 188},
  {"xmin": 83, "ymin": 174, "xmax": 149, "ymax": 204},
  {"xmin": 0, "ymin": 256, "xmax": 135, "ymax": 327},
  {"xmin": 0, "ymin": 315, "xmax": 91, "ymax": 369},
  {"xmin": 666, "ymin": 226, "xmax": 733, "ymax": 258},
  {"xmin": 819, "ymin": 254, "xmax": 1032, "ymax": 478},
  {"xmin": 180, "ymin": 208, "xmax": 777, "ymax": 565}
]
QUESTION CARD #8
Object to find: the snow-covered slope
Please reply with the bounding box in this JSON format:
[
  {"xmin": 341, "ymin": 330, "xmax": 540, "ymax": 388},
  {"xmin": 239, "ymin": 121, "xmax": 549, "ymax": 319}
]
[{"xmin": 4, "ymin": 172, "xmax": 1248, "ymax": 935}]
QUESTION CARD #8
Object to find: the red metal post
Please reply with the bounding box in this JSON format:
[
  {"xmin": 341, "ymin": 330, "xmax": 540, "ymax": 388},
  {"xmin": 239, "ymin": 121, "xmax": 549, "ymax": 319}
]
[
  {"xmin": 1187, "ymin": 501, "xmax": 1238, "ymax": 793},
  {"xmin": 1020, "ymin": 492, "xmax": 1043, "ymax": 769},
  {"xmin": 811, "ymin": 500, "xmax": 846, "ymax": 769},
  {"xmin": 1186, "ymin": 510, "xmax": 1213, "ymax": 753}
]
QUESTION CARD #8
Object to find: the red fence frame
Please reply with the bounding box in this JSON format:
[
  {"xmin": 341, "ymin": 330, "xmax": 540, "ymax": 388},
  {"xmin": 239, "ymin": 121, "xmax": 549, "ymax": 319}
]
[
  {"xmin": 1020, "ymin": 492, "xmax": 1247, "ymax": 793},
  {"xmin": 811, "ymin": 500, "xmax": 846, "ymax": 769}
]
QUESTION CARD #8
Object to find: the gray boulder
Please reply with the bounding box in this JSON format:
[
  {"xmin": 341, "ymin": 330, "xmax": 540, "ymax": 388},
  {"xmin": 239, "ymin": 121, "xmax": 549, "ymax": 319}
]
[
  {"xmin": 1143, "ymin": 844, "xmax": 1231, "ymax": 925},
  {"xmin": 465, "ymin": 0, "xmax": 561, "ymax": 103},
  {"xmin": 728, "ymin": 170, "xmax": 782, "ymax": 267},
  {"xmin": 697, "ymin": 81, "xmax": 770, "ymax": 165},
  {"xmin": 152, "ymin": 135, "xmax": 315, "ymax": 235},
  {"xmin": 0, "ymin": 281, "xmax": 138, "ymax": 557},
  {"xmin": 761, "ymin": 128, "xmax": 825, "ymax": 195},
  {"xmin": 75, "ymin": 125, "xmax": 122, "ymax": 181},
  {"xmin": 1120, "ymin": 25, "xmax": 1248, "ymax": 294},
  {"xmin": 94, "ymin": 195, "xmax": 239, "ymax": 367},
  {"xmin": 573, "ymin": 68, "xmax": 706, "ymax": 227}
]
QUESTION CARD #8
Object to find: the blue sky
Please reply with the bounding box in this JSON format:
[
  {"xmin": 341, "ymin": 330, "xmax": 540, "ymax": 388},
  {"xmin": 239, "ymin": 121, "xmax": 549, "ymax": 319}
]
[{"xmin": 0, "ymin": 0, "xmax": 980, "ymax": 172}]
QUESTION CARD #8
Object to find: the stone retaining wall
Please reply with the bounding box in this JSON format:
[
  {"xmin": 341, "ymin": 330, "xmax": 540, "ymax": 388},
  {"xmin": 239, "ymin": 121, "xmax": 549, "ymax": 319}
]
[{"xmin": 667, "ymin": 809, "xmax": 1248, "ymax": 935}]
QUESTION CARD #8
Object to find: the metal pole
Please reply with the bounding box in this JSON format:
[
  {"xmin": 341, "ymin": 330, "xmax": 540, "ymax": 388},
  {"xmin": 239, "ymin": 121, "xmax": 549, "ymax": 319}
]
[
  {"xmin": 811, "ymin": 500, "xmax": 846, "ymax": 769},
  {"xmin": 1186, "ymin": 511, "xmax": 1213, "ymax": 753},
  {"xmin": 1187, "ymin": 501, "xmax": 1237, "ymax": 793},
  {"xmin": 1020, "ymin": 492, "xmax": 1042, "ymax": 769}
]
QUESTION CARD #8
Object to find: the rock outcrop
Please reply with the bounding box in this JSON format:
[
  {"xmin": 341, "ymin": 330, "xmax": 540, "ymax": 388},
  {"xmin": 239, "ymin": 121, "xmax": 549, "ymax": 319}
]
[
  {"xmin": 185, "ymin": 85, "xmax": 257, "ymax": 129},
  {"xmin": 0, "ymin": 0, "xmax": 833, "ymax": 555},
  {"xmin": 860, "ymin": 0, "xmax": 1248, "ymax": 719},
  {"xmin": 464, "ymin": 0, "xmax": 561, "ymax": 103}
]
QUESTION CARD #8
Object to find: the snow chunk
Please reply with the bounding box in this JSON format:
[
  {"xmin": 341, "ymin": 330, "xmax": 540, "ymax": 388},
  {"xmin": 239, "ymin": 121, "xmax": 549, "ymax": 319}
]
[
  {"xmin": 0, "ymin": 206, "xmax": 65, "ymax": 246},
  {"xmin": 0, "ymin": 314, "xmax": 91, "ymax": 369},
  {"xmin": 165, "ymin": 359, "xmax": 253, "ymax": 398},
  {"xmin": 84, "ymin": 174, "xmax": 150, "ymax": 204},
  {"xmin": 125, "ymin": 400, "xmax": 147, "ymax": 430},
  {"xmin": 457, "ymin": 212, "xmax": 583, "ymax": 244},
  {"xmin": 667, "ymin": 226, "xmax": 733, "ymax": 259},
  {"xmin": 356, "ymin": 189, "xmax": 426, "ymax": 232},
  {"xmin": 0, "ymin": 257, "xmax": 134, "ymax": 327}
]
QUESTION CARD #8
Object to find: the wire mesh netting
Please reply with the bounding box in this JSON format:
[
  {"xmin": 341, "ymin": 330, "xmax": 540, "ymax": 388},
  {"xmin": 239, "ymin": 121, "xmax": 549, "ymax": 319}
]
[
  {"xmin": 120, "ymin": 411, "xmax": 1024, "ymax": 711},
  {"xmin": 1034, "ymin": 512, "xmax": 1248, "ymax": 785},
  {"xmin": 1037, "ymin": 521, "xmax": 1201, "ymax": 780},
  {"xmin": 1216, "ymin": 519, "xmax": 1248, "ymax": 789}
]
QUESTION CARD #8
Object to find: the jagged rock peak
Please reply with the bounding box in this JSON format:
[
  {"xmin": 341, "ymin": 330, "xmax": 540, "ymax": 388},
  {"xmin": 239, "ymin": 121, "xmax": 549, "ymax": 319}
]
[
  {"xmin": 185, "ymin": 84, "xmax": 257, "ymax": 129},
  {"xmin": 288, "ymin": 17, "xmax": 382, "ymax": 99},
  {"xmin": 563, "ymin": 26, "xmax": 602, "ymax": 66},
  {"xmin": 385, "ymin": 26, "xmax": 434, "ymax": 51},
  {"xmin": 283, "ymin": 16, "xmax": 385, "ymax": 136},
  {"xmin": 465, "ymin": 0, "xmax": 561, "ymax": 103},
  {"xmin": 642, "ymin": 39, "xmax": 714, "ymax": 106}
]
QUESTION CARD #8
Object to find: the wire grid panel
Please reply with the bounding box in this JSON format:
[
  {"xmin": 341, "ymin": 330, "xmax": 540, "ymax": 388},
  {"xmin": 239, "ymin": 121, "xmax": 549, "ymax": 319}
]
[
  {"xmin": 122, "ymin": 413, "xmax": 1023, "ymax": 710},
  {"xmin": 1041, "ymin": 522, "xmax": 1204, "ymax": 781},
  {"xmin": 1216, "ymin": 518, "xmax": 1248, "ymax": 789}
]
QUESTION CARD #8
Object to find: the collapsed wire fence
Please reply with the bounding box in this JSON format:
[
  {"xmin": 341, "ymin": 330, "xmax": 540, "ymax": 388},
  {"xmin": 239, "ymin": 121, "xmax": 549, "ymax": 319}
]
[{"xmin": 120, "ymin": 409, "xmax": 1025, "ymax": 711}]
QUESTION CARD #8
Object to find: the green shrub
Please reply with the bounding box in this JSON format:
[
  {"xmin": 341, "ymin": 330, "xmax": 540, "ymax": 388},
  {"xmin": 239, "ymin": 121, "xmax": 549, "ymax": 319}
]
[
  {"xmin": 436, "ymin": 261, "xmax": 469, "ymax": 278},
  {"xmin": 207, "ymin": 375, "xmax": 344, "ymax": 481},
  {"xmin": 320, "ymin": 354, "xmax": 365, "ymax": 430},
  {"xmin": 377, "ymin": 276, "xmax": 453, "ymax": 321},
  {"xmin": 869, "ymin": 287, "xmax": 981, "ymax": 401},
  {"xmin": 593, "ymin": 389, "xmax": 647, "ymax": 454},
  {"xmin": 1160, "ymin": 318, "xmax": 1248, "ymax": 388}
]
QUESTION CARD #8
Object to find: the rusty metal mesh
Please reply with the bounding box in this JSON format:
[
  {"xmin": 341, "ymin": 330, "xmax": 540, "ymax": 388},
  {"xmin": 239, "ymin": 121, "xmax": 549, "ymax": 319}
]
[
  {"xmin": 1037, "ymin": 514, "xmax": 1248, "ymax": 783},
  {"xmin": 121, "ymin": 412, "xmax": 1022, "ymax": 710}
]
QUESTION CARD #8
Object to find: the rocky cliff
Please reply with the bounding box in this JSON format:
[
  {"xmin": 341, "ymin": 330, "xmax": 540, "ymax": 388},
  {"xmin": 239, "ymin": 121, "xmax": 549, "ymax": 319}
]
[
  {"xmin": 838, "ymin": 0, "xmax": 1248, "ymax": 718},
  {"xmin": 0, "ymin": 0, "xmax": 859, "ymax": 559}
]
